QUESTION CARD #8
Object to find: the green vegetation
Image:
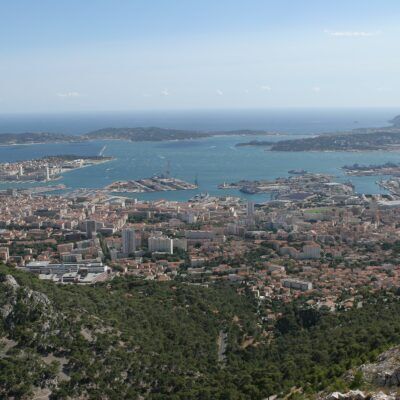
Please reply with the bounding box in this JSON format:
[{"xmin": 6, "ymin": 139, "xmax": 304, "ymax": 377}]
[
  {"xmin": 128, "ymin": 212, "xmax": 171, "ymax": 224},
  {"xmin": 0, "ymin": 127, "xmax": 270, "ymax": 146},
  {"xmin": 2, "ymin": 266, "xmax": 400, "ymax": 399},
  {"xmin": 85, "ymin": 127, "xmax": 268, "ymax": 142},
  {"xmin": 0, "ymin": 132, "xmax": 80, "ymax": 145},
  {"xmin": 270, "ymin": 130, "xmax": 400, "ymax": 152}
]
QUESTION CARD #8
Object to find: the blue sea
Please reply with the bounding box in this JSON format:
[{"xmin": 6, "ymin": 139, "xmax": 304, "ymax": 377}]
[
  {"xmin": 0, "ymin": 108, "xmax": 399, "ymax": 202},
  {"xmin": 0, "ymin": 108, "xmax": 396, "ymax": 135}
]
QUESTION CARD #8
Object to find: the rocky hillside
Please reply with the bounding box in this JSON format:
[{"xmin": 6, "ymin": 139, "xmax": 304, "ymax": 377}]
[
  {"xmin": 0, "ymin": 266, "xmax": 262, "ymax": 399},
  {"xmin": 4, "ymin": 265, "xmax": 400, "ymax": 399},
  {"xmin": 0, "ymin": 273, "xmax": 72, "ymax": 399},
  {"xmin": 320, "ymin": 347, "xmax": 400, "ymax": 400},
  {"xmin": 360, "ymin": 346, "xmax": 400, "ymax": 387}
]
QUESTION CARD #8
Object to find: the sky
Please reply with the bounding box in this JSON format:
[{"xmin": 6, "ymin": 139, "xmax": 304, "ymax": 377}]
[{"xmin": 0, "ymin": 0, "xmax": 399, "ymax": 113}]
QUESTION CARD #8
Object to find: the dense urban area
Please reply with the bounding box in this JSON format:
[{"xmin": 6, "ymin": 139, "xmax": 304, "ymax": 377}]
[
  {"xmin": 2, "ymin": 172, "xmax": 400, "ymax": 302},
  {"xmin": 3, "ymin": 167, "xmax": 400, "ymax": 398},
  {"xmin": 2, "ymin": 118, "xmax": 400, "ymax": 400},
  {"xmin": 4, "ymin": 0, "xmax": 400, "ymax": 398}
]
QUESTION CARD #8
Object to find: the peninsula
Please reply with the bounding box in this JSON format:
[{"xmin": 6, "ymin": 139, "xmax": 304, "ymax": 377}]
[
  {"xmin": 0, "ymin": 155, "xmax": 113, "ymax": 183},
  {"xmin": 269, "ymin": 129, "xmax": 400, "ymax": 152},
  {"xmin": 83, "ymin": 127, "xmax": 271, "ymax": 142},
  {"xmin": 235, "ymin": 114, "xmax": 400, "ymax": 152},
  {"xmin": 0, "ymin": 127, "xmax": 274, "ymax": 146}
]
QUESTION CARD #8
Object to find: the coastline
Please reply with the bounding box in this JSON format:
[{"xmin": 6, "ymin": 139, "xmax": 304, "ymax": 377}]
[
  {"xmin": 0, "ymin": 131, "xmax": 287, "ymax": 148},
  {"xmin": 0, "ymin": 158, "xmax": 113, "ymax": 184},
  {"xmin": 266, "ymin": 148, "xmax": 400, "ymax": 153}
]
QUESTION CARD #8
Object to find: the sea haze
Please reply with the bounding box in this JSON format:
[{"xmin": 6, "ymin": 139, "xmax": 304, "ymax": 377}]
[{"xmin": 0, "ymin": 108, "xmax": 397, "ymax": 135}]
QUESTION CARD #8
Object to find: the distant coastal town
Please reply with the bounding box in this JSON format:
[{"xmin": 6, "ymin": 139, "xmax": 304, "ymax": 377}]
[
  {"xmin": 2, "ymin": 167, "xmax": 400, "ymax": 298},
  {"xmin": 0, "ymin": 155, "xmax": 112, "ymax": 183}
]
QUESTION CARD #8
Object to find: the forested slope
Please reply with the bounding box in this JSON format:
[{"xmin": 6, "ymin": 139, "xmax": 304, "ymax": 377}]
[{"xmin": 2, "ymin": 266, "xmax": 400, "ymax": 399}]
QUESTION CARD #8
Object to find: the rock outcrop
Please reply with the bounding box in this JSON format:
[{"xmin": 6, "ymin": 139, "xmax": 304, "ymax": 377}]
[
  {"xmin": 321, "ymin": 346, "xmax": 400, "ymax": 400},
  {"xmin": 0, "ymin": 274, "xmax": 20, "ymax": 318},
  {"xmin": 0, "ymin": 273, "xmax": 65, "ymax": 351},
  {"xmin": 323, "ymin": 390, "xmax": 397, "ymax": 400},
  {"xmin": 360, "ymin": 347, "xmax": 400, "ymax": 387}
]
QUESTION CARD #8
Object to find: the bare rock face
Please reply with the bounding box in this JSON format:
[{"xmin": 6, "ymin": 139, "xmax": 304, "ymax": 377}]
[
  {"xmin": 0, "ymin": 274, "xmax": 65, "ymax": 351},
  {"xmin": 323, "ymin": 390, "xmax": 366, "ymax": 400},
  {"xmin": 0, "ymin": 303, "xmax": 13, "ymax": 319},
  {"xmin": 370, "ymin": 392, "xmax": 397, "ymax": 400},
  {"xmin": 2, "ymin": 274, "xmax": 20, "ymax": 290},
  {"xmin": 325, "ymin": 392, "xmax": 345, "ymax": 400},
  {"xmin": 0, "ymin": 275, "xmax": 19, "ymax": 318},
  {"xmin": 342, "ymin": 390, "xmax": 366, "ymax": 400},
  {"xmin": 360, "ymin": 347, "xmax": 400, "ymax": 387},
  {"xmin": 323, "ymin": 390, "xmax": 397, "ymax": 400}
]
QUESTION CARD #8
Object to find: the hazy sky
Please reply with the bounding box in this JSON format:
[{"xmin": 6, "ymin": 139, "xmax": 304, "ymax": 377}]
[{"xmin": 0, "ymin": 0, "xmax": 399, "ymax": 112}]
